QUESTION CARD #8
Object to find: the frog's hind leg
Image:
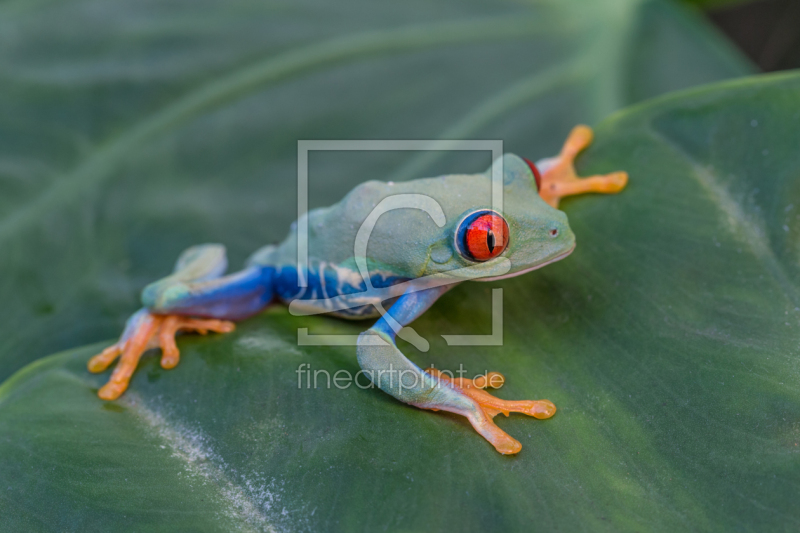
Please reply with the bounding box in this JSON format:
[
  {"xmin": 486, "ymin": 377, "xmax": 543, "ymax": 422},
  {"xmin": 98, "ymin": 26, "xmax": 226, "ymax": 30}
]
[
  {"xmin": 88, "ymin": 244, "xmax": 274, "ymax": 400},
  {"xmin": 532, "ymin": 125, "xmax": 628, "ymax": 208},
  {"xmin": 357, "ymin": 285, "xmax": 555, "ymax": 455}
]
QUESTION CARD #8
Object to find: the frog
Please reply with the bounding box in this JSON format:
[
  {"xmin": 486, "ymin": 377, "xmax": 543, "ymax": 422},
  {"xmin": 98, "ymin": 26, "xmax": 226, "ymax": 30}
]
[{"xmin": 88, "ymin": 125, "xmax": 627, "ymax": 455}]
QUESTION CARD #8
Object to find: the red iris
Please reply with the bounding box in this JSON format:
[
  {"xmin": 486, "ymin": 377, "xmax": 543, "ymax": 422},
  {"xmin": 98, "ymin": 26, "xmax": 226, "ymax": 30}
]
[{"xmin": 464, "ymin": 213, "xmax": 509, "ymax": 261}]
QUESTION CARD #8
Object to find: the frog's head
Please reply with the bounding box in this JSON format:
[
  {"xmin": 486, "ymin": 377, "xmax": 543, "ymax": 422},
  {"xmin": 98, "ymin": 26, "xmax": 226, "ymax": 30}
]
[
  {"xmin": 334, "ymin": 154, "xmax": 574, "ymax": 282},
  {"xmin": 420, "ymin": 154, "xmax": 576, "ymax": 282}
]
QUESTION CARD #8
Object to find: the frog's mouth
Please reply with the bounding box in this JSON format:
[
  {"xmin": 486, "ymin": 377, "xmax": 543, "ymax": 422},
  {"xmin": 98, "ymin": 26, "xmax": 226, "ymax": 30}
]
[{"xmin": 478, "ymin": 243, "xmax": 576, "ymax": 282}]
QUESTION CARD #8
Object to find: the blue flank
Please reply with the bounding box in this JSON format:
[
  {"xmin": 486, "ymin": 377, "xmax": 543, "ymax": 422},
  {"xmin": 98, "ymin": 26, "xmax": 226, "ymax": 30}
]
[
  {"xmin": 144, "ymin": 258, "xmax": 407, "ymax": 320},
  {"xmin": 275, "ymin": 263, "xmax": 407, "ymax": 317},
  {"xmin": 144, "ymin": 265, "xmax": 276, "ymax": 320}
]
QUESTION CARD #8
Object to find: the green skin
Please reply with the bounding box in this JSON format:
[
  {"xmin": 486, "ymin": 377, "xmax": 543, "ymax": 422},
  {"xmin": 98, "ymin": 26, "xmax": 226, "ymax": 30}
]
[{"xmin": 116, "ymin": 153, "xmax": 575, "ymax": 454}]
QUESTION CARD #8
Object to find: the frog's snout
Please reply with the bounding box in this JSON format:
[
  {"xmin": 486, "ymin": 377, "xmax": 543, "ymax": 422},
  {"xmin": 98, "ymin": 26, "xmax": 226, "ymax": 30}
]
[
  {"xmin": 545, "ymin": 211, "xmax": 573, "ymax": 240},
  {"xmin": 545, "ymin": 215, "xmax": 576, "ymax": 254}
]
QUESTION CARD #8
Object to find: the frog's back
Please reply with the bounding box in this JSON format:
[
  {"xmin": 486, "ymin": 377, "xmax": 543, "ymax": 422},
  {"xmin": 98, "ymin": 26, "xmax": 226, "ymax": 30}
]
[
  {"xmin": 246, "ymin": 180, "xmax": 415, "ymax": 317},
  {"xmin": 244, "ymin": 162, "xmax": 515, "ymax": 316}
]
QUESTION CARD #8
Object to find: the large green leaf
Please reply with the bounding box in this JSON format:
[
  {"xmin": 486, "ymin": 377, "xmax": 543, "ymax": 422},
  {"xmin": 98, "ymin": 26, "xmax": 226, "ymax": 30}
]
[
  {"xmin": 3, "ymin": 70, "xmax": 800, "ymax": 531},
  {"xmin": 0, "ymin": 0, "xmax": 751, "ymax": 383}
]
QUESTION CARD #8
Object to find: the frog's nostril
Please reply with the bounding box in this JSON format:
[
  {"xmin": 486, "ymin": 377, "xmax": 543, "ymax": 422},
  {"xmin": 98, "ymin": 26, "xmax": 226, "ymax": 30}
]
[{"xmin": 549, "ymin": 228, "xmax": 559, "ymax": 238}]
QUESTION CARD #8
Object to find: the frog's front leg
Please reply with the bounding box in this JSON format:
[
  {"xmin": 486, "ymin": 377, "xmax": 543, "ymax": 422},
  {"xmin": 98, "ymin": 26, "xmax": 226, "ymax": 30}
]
[
  {"xmin": 88, "ymin": 244, "xmax": 274, "ymax": 400},
  {"xmin": 533, "ymin": 125, "xmax": 628, "ymax": 208},
  {"xmin": 357, "ymin": 285, "xmax": 556, "ymax": 455}
]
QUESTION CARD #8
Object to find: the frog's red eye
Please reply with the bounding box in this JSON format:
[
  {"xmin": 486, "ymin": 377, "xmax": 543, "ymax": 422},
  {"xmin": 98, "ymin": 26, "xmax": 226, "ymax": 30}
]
[
  {"xmin": 457, "ymin": 211, "xmax": 510, "ymax": 262},
  {"xmin": 523, "ymin": 158, "xmax": 542, "ymax": 191}
]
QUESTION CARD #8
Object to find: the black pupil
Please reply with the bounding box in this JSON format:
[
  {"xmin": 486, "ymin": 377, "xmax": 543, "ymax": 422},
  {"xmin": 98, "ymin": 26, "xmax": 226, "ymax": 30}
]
[{"xmin": 486, "ymin": 230, "xmax": 496, "ymax": 253}]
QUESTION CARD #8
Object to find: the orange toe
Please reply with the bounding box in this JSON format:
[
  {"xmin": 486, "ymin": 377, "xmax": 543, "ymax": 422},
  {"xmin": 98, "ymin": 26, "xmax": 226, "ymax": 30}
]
[
  {"xmin": 530, "ymin": 399, "xmax": 557, "ymax": 419},
  {"xmin": 98, "ymin": 380, "xmax": 128, "ymax": 401},
  {"xmin": 88, "ymin": 343, "xmax": 124, "ymax": 373}
]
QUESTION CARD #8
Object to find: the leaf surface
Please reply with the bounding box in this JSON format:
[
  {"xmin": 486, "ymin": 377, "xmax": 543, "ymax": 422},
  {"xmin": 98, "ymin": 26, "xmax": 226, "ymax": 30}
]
[{"xmin": 3, "ymin": 68, "xmax": 800, "ymax": 531}]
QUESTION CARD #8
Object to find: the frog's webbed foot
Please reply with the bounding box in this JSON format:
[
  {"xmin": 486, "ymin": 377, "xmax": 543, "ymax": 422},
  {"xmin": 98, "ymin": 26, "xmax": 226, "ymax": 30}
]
[
  {"xmin": 88, "ymin": 312, "xmax": 234, "ymax": 400},
  {"xmin": 535, "ymin": 125, "xmax": 628, "ymax": 208},
  {"xmin": 424, "ymin": 369, "xmax": 556, "ymax": 455}
]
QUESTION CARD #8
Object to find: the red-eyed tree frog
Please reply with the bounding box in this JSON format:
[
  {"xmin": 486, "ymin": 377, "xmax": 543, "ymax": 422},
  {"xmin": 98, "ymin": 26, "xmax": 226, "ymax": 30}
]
[{"xmin": 89, "ymin": 125, "xmax": 627, "ymax": 454}]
